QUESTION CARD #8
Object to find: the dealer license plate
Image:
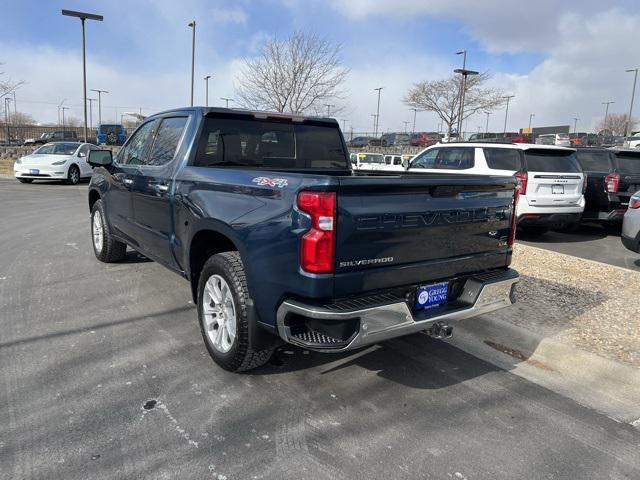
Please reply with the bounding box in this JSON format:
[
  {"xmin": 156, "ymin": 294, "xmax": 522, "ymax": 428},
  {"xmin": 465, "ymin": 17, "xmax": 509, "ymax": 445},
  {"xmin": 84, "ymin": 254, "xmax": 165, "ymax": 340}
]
[
  {"xmin": 30, "ymin": 169, "xmax": 39, "ymax": 175},
  {"xmin": 415, "ymin": 282, "xmax": 449, "ymax": 310},
  {"xmin": 552, "ymin": 184, "xmax": 564, "ymax": 194}
]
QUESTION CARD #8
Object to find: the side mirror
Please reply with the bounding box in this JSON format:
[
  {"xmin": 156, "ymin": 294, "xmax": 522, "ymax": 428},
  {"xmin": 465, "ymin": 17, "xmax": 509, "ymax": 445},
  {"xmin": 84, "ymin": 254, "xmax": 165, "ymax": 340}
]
[
  {"xmin": 78, "ymin": 151, "xmax": 86, "ymax": 158},
  {"xmin": 88, "ymin": 149, "xmax": 113, "ymax": 167},
  {"xmin": 402, "ymin": 158, "xmax": 409, "ymax": 170}
]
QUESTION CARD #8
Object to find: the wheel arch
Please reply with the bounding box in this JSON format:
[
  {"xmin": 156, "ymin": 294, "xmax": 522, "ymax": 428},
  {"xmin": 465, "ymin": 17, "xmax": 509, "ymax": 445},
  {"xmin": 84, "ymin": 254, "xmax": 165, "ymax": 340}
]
[{"xmin": 88, "ymin": 188, "xmax": 101, "ymax": 213}]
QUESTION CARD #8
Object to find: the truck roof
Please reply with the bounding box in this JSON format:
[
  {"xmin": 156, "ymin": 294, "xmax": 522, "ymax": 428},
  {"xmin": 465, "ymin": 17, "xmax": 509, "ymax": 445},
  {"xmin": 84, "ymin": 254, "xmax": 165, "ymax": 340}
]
[
  {"xmin": 150, "ymin": 106, "xmax": 340, "ymax": 126},
  {"xmin": 437, "ymin": 141, "xmax": 575, "ymax": 152}
]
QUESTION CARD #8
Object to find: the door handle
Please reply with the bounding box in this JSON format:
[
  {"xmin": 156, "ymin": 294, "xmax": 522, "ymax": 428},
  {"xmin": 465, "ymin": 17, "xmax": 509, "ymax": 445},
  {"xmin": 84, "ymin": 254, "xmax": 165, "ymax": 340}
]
[
  {"xmin": 123, "ymin": 178, "xmax": 133, "ymax": 185},
  {"xmin": 155, "ymin": 184, "xmax": 169, "ymax": 193}
]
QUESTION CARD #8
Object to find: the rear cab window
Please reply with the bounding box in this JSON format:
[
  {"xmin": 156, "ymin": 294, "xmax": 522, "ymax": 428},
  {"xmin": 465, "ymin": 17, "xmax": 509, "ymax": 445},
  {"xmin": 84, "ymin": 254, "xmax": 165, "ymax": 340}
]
[
  {"xmin": 575, "ymin": 150, "xmax": 612, "ymax": 172},
  {"xmin": 194, "ymin": 116, "xmax": 348, "ymax": 170},
  {"xmin": 614, "ymin": 152, "xmax": 640, "ymax": 174},
  {"xmin": 524, "ymin": 149, "xmax": 581, "ymax": 173}
]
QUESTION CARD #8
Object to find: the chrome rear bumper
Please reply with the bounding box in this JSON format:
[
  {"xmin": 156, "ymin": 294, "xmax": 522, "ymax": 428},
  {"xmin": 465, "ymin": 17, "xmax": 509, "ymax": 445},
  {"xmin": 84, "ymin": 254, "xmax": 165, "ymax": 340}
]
[{"xmin": 276, "ymin": 268, "xmax": 519, "ymax": 352}]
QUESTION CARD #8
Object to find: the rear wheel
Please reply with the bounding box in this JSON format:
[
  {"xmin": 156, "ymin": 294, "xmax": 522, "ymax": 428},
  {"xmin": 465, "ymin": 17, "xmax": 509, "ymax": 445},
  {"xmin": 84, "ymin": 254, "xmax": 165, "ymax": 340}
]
[
  {"xmin": 66, "ymin": 164, "xmax": 80, "ymax": 185},
  {"xmin": 91, "ymin": 199, "xmax": 127, "ymax": 262},
  {"xmin": 197, "ymin": 251, "xmax": 275, "ymax": 372},
  {"xmin": 17, "ymin": 178, "xmax": 33, "ymax": 184}
]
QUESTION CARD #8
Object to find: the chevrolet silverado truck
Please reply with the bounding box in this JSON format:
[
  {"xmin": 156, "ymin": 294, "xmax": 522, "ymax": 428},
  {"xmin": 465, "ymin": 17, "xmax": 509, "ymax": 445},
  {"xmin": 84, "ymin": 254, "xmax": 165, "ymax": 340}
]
[{"xmin": 87, "ymin": 107, "xmax": 519, "ymax": 372}]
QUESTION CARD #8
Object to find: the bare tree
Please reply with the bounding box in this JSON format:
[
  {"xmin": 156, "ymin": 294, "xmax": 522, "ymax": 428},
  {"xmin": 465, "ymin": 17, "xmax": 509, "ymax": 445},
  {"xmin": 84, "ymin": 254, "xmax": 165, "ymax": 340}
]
[
  {"xmin": 405, "ymin": 73, "xmax": 505, "ymax": 134},
  {"xmin": 9, "ymin": 111, "xmax": 35, "ymax": 125},
  {"xmin": 0, "ymin": 62, "xmax": 25, "ymax": 100},
  {"xmin": 596, "ymin": 113, "xmax": 637, "ymax": 136},
  {"xmin": 65, "ymin": 116, "xmax": 82, "ymax": 127},
  {"xmin": 235, "ymin": 31, "xmax": 349, "ymax": 115}
]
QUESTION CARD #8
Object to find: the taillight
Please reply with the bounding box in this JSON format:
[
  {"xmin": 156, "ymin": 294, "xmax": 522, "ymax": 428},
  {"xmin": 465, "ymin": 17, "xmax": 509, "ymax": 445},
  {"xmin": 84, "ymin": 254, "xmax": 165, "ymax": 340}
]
[
  {"xmin": 605, "ymin": 173, "xmax": 620, "ymax": 193},
  {"xmin": 297, "ymin": 191, "xmax": 336, "ymax": 273},
  {"xmin": 582, "ymin": 174, "xmax": 587, "ymax": 194},
  {"xmin": 515, "ymin": 171, "xmax": 528, "ymax": 195},
  {"xmin": 630, "ymin": 195, "xmax": 640, "ymax": 209},
  {"xmin": 508, "ymin": 187, "xmax": 520, "ymax": 248}
]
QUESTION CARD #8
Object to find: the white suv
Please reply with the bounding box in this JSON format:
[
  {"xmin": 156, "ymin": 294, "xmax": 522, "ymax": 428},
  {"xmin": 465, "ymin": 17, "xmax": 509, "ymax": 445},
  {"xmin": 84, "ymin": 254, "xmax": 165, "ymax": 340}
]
[{"xmin": 408, "ymin": 142, "xmax": 586, "ymax": 233}]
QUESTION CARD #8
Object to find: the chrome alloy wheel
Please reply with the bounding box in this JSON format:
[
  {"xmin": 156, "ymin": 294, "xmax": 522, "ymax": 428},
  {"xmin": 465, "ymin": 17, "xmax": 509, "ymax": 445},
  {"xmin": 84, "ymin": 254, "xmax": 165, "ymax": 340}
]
[
  {"xmin": 92, "ymin": 211, "xmax": 104, "ymax": 252},
  {"xmin": 202, "ymin": 274, "xmax": 237, "ymax": 353}
]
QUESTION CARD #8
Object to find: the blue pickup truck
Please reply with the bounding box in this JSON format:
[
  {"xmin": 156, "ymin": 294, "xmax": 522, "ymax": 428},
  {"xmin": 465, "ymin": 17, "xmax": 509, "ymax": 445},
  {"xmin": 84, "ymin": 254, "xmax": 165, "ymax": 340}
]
[{"xmin": 87, "ymin": 107, "xmax": 519, "ymax": 372}]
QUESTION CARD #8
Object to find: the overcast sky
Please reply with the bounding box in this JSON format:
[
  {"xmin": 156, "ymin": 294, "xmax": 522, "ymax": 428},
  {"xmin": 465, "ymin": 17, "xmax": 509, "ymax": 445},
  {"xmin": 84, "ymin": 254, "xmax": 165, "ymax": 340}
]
[{"xmin": 1, "ymin": 0, "xmax": 638, "ymax": 133}]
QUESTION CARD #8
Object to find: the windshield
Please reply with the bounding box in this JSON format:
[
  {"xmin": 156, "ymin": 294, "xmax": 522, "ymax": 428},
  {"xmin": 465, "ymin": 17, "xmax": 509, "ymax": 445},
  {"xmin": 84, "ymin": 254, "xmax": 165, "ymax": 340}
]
[
  {"xmin": 576, "ymin": 151, "xmax": 611, "ymax": 172},
  {"xmin": 34, "ymin": 143, "xmax": 79, "ymax": 155},
  {"xmin": 358, "ymin": 153, "xmax": 385, "ymax": 164},
  {"xmin": 194, "ymin": 116, "xmax": 348, "ymax": 169},
  {"xmin": 615, "ymin": 153, "xmax": 640, "ymax": 174},
  {"xmin": 524, "ymin": 149, "xmax": 581, "ymax": 173}
]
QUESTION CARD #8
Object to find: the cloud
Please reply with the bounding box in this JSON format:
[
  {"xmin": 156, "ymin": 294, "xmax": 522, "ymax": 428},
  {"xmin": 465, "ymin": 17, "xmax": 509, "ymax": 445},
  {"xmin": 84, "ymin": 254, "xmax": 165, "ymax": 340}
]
[{"xmin": 210, "ymin": 6, "xmax": 248, "ymax": 26}]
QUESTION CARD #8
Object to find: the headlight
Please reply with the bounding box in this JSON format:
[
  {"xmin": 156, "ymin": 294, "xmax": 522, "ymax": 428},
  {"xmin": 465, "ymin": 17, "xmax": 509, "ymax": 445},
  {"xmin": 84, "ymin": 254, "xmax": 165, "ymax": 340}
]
[
  {"xmin": 15, "ymin": 158, "xmax": 22, "ymax": 165},
  {"xmin": 52, "ymin": 159, "xmax": 67, "ymax": 165}
]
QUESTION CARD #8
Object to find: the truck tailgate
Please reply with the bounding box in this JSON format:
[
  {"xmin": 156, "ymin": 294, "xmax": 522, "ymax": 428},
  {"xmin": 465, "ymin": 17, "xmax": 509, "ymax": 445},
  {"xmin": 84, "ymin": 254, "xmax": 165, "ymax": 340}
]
[{"xmin": 334, "ymin": 174, "xmax": 516, "ymax": 296}]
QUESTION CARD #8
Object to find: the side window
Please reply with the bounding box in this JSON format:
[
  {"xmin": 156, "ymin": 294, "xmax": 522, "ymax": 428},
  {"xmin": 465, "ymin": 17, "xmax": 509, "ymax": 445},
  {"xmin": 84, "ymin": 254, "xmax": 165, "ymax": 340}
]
[
  {"xmin": 483, "ymin": 148, "xmax": 521, "ymax": 171},
  {"xmin": 78, "ymin": 144, "xmax": 90, "ymax": 157},
  {"xmin": 118, "ymin": 120, "xmax": 157, "ymax": 166},
  {"xmin": 411, "ymin": 148, "xmax": 439, "ymax": 169},
  {"xmin": 434, "ymin": 147, "xmax": 474, "ymax": 169},
  {"xmin": 147, "ymin": 117, "xmax": 188, "ymax": 166}
]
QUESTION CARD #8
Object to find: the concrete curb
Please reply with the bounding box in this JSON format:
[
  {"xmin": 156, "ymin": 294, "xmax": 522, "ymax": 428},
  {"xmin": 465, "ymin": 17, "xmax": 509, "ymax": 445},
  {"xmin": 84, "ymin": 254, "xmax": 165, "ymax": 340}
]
[{"xmin": 448, "ymin": 315, "xmax": 640, "ymax": 427}]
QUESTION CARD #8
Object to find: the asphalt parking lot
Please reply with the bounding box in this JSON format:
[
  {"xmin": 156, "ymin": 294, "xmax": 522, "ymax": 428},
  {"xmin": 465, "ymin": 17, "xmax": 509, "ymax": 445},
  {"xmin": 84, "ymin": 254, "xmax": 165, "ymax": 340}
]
[
  {"xmin": 1, "ymin": 178, "xmax": 640, "ymax": 479},
  {"xmin": 519, "ymin": 225, "xmax": 640, "ymax": 271}
]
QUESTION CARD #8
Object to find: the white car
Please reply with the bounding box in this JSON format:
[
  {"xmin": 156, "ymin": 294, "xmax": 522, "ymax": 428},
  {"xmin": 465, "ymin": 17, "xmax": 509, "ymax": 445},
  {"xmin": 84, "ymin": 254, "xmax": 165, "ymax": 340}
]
[
  {"xmin": 377, "ymin": 153, "xmax": 415, "ymax": 172},
  {"xmin": 408, "ymin": 142, "xmax": 586, "ymax": 233},
  {"xmin": 14, "ymin": 142, "xmax": 98, "ymax": 184},
  {"xmin": 536, "ymin": 133, "xmax": 571, "ymax": 147},
  {"xmin": 349, "ymin": 152, "xmax": 386, "ymax": 171},
  {"xmin": 623, "ymin": 134, "xmax": 640, "ymax": 149}
]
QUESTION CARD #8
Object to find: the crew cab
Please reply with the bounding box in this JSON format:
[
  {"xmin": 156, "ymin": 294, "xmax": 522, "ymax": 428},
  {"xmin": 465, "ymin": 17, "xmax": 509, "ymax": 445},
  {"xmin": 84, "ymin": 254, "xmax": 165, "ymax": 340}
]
[
  {"xmin": 87, "ymin": 108, "xmax": 519, "ymax": 372},
  {"xmin": 575, "ymin": 148, "xmax": 640, "ymax": 224}
]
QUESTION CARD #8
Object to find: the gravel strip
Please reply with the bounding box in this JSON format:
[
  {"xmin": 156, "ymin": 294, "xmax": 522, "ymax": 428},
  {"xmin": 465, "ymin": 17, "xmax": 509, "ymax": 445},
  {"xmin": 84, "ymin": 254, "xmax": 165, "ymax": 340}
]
[{"xmin": 492, "ymin": 243, "xmax": 640, "ymax": 367}]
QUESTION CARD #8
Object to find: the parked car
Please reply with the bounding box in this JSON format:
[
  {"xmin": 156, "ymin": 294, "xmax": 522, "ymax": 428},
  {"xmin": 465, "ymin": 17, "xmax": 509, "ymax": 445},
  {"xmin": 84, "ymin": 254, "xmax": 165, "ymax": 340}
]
[
  {"xmin": 536, "ymin": 133, "xmax": 571, "ymax": 147},
  {"xmin": 384, "ymin": 154, "xmax": 403, "ymax": 166},
  {"xmin": 350, "ymin": 152, "xmax": 386, "ymax": 170},
  {"xmin": 410, "ymin": 132, "xmax": 440, "ymax": 147},
  {"xmin": 380, "ymin": 132, "xmax": 411, "ymax": 146},
  {"xmin": 86, "ymin": 107, "xmax": 519, "ymax": 372},
  {"xmin": 96, "ymin": 124, "xmax": 127, "ymax": 145},
  {"xmin": 623, "ymin": 134, "xmax": 640, "ymax": 149},
  {"xmin": 408, "ymin": 142, "xmax": 585, "ymax": 233},
  {"xmin": 14, "ymin": 142, "xmax": 99, "ymax": 184},
  {"xmin": 24, "ymin": 131, "xmax": 78, "ymax": 146},
  {"xmin": 621, "ymin": 191, "xmax": 640, "ymax": 252},
  {"xmin": 574, "ymin": 148, "xmax": 640, "ymax": 224},
  {"xmin": 348, "ymin": 136, "xmax": 373, "ymax": 148}
]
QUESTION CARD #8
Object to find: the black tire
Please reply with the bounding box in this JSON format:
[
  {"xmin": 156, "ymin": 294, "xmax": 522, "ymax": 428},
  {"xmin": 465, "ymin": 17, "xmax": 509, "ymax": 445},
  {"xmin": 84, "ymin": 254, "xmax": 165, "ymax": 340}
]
[
  {"xmin": 197, "ymin": 251, "xmax": 275, "ymax": 372},
  {"xmin": 91, "ymin": 199, "xmax": 127, "ymax": 263},
  {"xmin": 67, "ymin": 164, "xmax": 80, "ymax": 185},
  {"xmin": 18, "ymin": 178, "xmax": 33, "ymax": 183}
]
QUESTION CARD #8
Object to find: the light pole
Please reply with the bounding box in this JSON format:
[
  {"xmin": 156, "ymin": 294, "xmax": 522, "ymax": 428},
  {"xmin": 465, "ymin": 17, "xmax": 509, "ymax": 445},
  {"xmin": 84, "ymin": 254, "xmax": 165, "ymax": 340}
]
[
  {"xmin": 4, "ymin": 97, "xmax": 11, "ymax": 142},
  {"xmin": 601, "ymin": 101, "xmax": 614, "ymax": 132},
  {"xmin": 371, "ymin": 114, "xmax": 377, "ymax": 135},
  {"xmin": 455, "ymin": 50, "xmax": 466, "ymax": 136},
  {"xmin": 484, "ymin": 111, "xmax": 492, "ymax": 133},
  {"xmin": 341, "ymin": 119, "xmax": 347, "ymax": 131},
  {"xmin": 454, "ymin": 59, "xmax": 479, "ymax": 137},
  {"xmin": 91, "ymin": 89, "xmax": 108, "ymax": 126},
  {"xmin": 61, "ymin": 106, "xmax": 69, "ymax": 133},
  {"xmin": 87, "ymin": 98, "xmax": 96, "ymax": 129},
  {"xmin": 62, "ymin": 9, "xmax": 104, "ymax": 143},
  {"xmin": 220, "ymin": 97, "xmax": 233, "ymax": 108},
  {"xmin": 204, "ymin": 75, "xmax": 212, "ymax": 107},
  {"xmin": 57, "ymin": 99, "xmax": 66, "ymax": 127},
  {"xmin": 572, "ymin": 116, "xmax": 579, "ymax": 136},
  {"xmin": 374, "ymin": 87, "xmax": 383, "ymax": 137},
  {"xmin": 411, "ymin": 108, "xmax": 418, "ymax": 133},
  {"xmin": 502, "ymin": 95, "xmax": 515, "ymax": 135},
  {"xmin": 188, "ymin": 21, "xmax": 196, "ymax": 107},
  {"xmin": 625, "ymin": 68, "xmax": 638, "ymax": 136},
  {"xmin": 12, "ymin": 91, "xmax": 16, "ymax": 117},
  {"xmin": 324, "ymin": 104, "xmax": 334, "ymax": 117},
  {"xmin": 403, "ymin": 121, "xmax": 409, "ymax": 133}
]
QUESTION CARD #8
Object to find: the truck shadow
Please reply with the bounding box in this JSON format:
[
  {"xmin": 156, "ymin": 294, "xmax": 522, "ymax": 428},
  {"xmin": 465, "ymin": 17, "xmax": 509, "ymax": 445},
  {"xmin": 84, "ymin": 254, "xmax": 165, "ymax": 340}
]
[{"xmin": 517, "ymin": 223, "xmax": 610, "ymax": 243}]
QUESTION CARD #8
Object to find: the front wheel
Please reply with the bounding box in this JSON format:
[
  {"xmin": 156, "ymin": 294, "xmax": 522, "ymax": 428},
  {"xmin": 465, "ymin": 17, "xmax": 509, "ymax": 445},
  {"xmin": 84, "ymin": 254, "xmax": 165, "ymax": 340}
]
[
  {"xmin": 197, "ymin": 252, "xmax": 275, "ymax": 372},
  {"xmin": 91, "ymin": 199, "xmax": 127, "ymax": 262},
  {"xmin": 66, "ymin": 164, "xmax": 80, "ymax": 185}
]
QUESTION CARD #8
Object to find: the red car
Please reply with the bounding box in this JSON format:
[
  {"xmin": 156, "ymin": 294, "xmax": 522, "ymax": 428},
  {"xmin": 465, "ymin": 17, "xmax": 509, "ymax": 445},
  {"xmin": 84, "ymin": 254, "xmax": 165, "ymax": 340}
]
[{"xmin": 410, "ymin": 132, "xmax": 440, "ymax": 147}]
